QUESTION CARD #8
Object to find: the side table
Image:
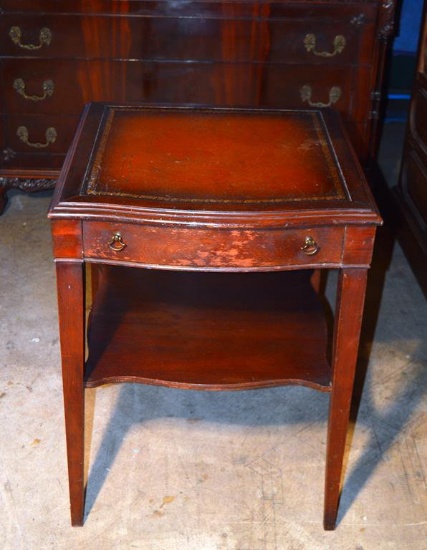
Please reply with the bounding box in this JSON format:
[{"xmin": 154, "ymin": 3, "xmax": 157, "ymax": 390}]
[{"xmin": 49, "ymin": 104, "xmax": 382, "ymax": 529}]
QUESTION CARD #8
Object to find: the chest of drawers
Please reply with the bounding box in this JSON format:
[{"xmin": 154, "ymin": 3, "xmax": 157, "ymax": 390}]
[
  {"xmin": 394, "ymin": 1, "xmax": 427, "ymax": 295},
  {"xmin": 0, "ymin": 0, "xmax": 397, "ymax": 211}
]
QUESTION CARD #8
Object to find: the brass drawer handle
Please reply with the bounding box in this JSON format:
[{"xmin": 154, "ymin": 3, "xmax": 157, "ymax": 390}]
[
  {"xmin": 108, "ymin": 232, "xmax": 127, "ymax": 252},
  {"xmin": 16, "ymin": 126, "xmax": 57, "ymax": 148},
  {"xmin": 13, "ymin": 78, "xmax": 54, "ymax": 101},
  {"xmin": 304, "ymin": 34, "xmax": 346, "ymax": 57},
  {"xmin": 300, "ymin": 85, "xmax": 342, "ymax": 108},
  {"xmin": 301, "ymin": 236, "xmax": 320, "ymax": 256},
  {"xmin": 9, "ymin": 26, "xmax": 52, "ymax": 50}
]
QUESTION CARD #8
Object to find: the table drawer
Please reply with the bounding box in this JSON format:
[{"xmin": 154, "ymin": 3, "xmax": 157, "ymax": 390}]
[{"xmin": 83, "ymin": 222, "xmax": 344, "ymax": 270}]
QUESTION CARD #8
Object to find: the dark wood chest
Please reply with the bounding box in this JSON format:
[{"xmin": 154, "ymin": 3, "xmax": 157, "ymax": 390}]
[
  {"xmin": 0, "ymin": 0, "xmax": 397, "ymax": 206},
  {"xmin": 394, "ymin": 0, "xmax": 427, "ymax": 294}
]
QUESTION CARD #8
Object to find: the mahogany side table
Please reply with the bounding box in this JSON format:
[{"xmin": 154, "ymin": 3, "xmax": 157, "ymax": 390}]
[{"xmin": 48, "ymin": 104, "xmax": 381, "ymax": 529}]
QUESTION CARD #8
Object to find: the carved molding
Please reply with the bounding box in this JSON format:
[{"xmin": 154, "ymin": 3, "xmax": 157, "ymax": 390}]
[
  {"xmin": 0, "ymin": 177, "xmax": 56, "ymax": 192},
  {"xmin": 378, "ymin": 0, "xmax": 398, "ymax": 38}
]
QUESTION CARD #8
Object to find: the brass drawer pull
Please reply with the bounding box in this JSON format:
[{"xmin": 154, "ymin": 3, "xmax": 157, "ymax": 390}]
[
  {"xmin": 304, "ymin": 34, "xmax": 346, "ymax": 57},
  {"xmin": 16, "ymin": 126, "xmax": 57, "ymax": 148},
  {"xmin": 108, "ymin": 232, "xmax": 127, "ymax": 252},
  {"xmin": 300, "ymin": 85, "xmax": 342, "ymax": 108},
  {"xmin": 13, "ymin": 78, "xmax": 54, "ymax": 102},
  {"xmin": 301, "ymin": 236, "xmax": 320, "ymax": 256},
  {"xmin": 9, "ymin": 26, "xmax": 52, "ymax": 50}
]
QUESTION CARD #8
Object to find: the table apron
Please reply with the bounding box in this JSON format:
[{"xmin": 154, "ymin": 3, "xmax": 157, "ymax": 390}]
[{"xmin": 82, "ymin": 221, "xmax": 349, "ymax": 270}]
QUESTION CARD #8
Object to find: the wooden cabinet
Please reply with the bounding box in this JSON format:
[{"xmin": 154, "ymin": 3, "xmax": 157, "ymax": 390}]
[
  {"xmin": 394, "ymin": 0, "xmax": 427, "ymax": 295},
  {"xmin": 0, "ymin": 0, "xmax": 398, "ymax": 211}
]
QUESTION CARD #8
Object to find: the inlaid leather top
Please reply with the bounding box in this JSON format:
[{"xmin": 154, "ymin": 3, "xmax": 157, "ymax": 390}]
[
  {"xmin": 50, "ymin": 103, "xmax": 381, "ymax": 226},
  {"xmin": 85, "ymin": 108, "xmax": 345, "ymax": 206}
]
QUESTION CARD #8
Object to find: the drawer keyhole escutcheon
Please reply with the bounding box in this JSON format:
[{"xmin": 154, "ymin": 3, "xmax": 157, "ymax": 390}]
[
  {"xmin": 108, "ymin": 232, "xmax": 127, "ymax": 252},
  {"xmin": 304, "ymin": 34, "xmax": 346, "ymax": 57},
  {"xmin": 13, "ymin": 78, "xmax": 54, "ymax": 101},
  {"xmin": 9, "ymin": 26, "xmax": 52, "ymax": 50},
  {"xmin": 301, "ymin": 236, "xmax": 320, "ymax": 256},
  {"xmin": 16, "ymin": 126, "xmax": 57, "ymax": 148}
]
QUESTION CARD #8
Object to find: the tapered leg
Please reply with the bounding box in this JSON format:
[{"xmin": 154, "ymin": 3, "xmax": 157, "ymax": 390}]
[
  {"xmin": 324, "ymin": 268, "xmax": 368, "ymax": 530},
  {"xmin": 55, "ymin": 260, "xmax": 86, "ymax": 526}
]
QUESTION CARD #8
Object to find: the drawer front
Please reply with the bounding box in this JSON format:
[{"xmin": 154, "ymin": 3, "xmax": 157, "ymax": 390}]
[
  {"xmin": 3, "ymin": 59, "xmax": 368, "ymax": 116},
  {"xmin": 0, "ymin": 6, "xmax": 376, "ymax": 63},
  {"xmin": 4, "ymin": 114, "xmax": 79, "ymax": 154},
  {"xmin": 83, "ymin": 222, "xmax": 344, "ymax": 270},
  {"xmin": 268, "ymin": 7, "xmax": 377, "ymax": 66},
  {"xmin": 126, "ymin": 62, "xmax": 369, "ymax": 121},
  {"xmin": 262, "ymin": 65, "xmax": 372, "ymax": 120},
  {"xmin": 3, "ymin": 59, "xmax": 262, "ymax": 114},
  {"xmin": 3, "ymin": 60, "xmax": 129, "ymax": 115}
]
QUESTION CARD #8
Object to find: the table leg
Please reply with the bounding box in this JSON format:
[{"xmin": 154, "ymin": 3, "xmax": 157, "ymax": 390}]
[
  {"xmin": 55, "ymin": 260, "xmax": 86, "ymax": 526},
  {"xmin": 324, "ymin": 268, "xmax": 368, "ymax": 530}
]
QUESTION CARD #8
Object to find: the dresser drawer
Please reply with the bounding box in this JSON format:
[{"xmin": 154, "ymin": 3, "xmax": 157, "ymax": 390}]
[
  {"xmin": 268, "ymin": 5, "xmax": 377, "ymax": 66},
  {"xmin": 3, "ymin": 59, "xmax": 263, "ymax": 114},
  {"xmin": 4, "ymin": 114, "xmax": 79, "ymax": 154},
  {"xmin": 3, "ymin": 57, "xmax": 372, "ymax": 117},
  {"xmin": 130, "ymin": 62, "xmax": 365, "ymax": 117},
  {"xmin": 1, "ymin": 5, "xmax": 376, "ymax": 64},
  {"xmin": 3, "ymin": 60, "xmax": 129, "ymax": 115},
  {"xmin": 262, "ymin": 65, "xmax": 372, "ymax": 120},
  {"xmin": 83, "ymin": 221, "xmax": 345, "ymax": 270}
]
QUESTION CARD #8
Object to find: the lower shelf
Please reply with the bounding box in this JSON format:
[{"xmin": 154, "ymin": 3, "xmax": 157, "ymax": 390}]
[{"xmin": 85, "ymin": 266, "xmax": 332, "ymax": 392}]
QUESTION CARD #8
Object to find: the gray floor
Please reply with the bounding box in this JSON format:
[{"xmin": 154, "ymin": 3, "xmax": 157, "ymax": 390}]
[{"xmin": 0, "ymin": 122, "xmax": 426, "ymax": 549}]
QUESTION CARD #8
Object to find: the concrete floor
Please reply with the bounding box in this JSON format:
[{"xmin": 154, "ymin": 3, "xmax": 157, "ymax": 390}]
[{"xmin": 0, "ymin": 122, "xmax": 426, "ymax": 549}]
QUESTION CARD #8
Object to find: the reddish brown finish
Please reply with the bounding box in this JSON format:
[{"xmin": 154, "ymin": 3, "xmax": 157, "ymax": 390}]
[
  {"xmin": 49, "ymin": 104, "xmax": 381, "ymax": 528},
  {"xmin": 324, "ymin": 268, "xmax": 368, "ymax": 530},
  {"xmin": 89, "ymin": 111, "xmax": 346, "ymax": 201},
  {"xmin": 50, "ymin": 219, "xmax": 82, "ymax": 260},
  {"xmin": 50, "ymin": 104, "xmax": 381, "ymax": 228},
  {"xmin": 83, "ymin": 222, "xmax": 345, "ymax": 270},
  {"xmin": 85, "ymin": 268, "xmax": 332, "ymax": 391},
  {"xmin": 55, "ymin": 261, "xmax": 86, "ymax": 527},
  {"xmin": 1, "ymin": 0, "xmax": 398, "ymax": 212},
  {"xmin": 342, "ymin": 225, "xmax": 378, "ymax": 266}
]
